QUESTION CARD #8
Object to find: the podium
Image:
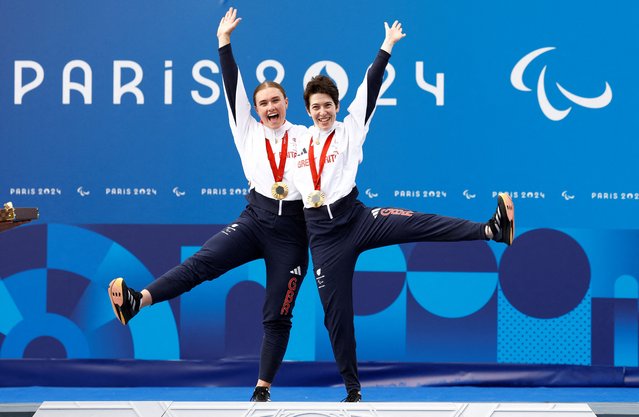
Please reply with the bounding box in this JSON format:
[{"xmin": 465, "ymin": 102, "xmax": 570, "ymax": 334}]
[
  {"xmin": 0, "ymin": 202, "xmax": 39, "ymax": 232},
  {"xmin": 32, "ymin": 401, "xmax": 598, "ymax": 417}
]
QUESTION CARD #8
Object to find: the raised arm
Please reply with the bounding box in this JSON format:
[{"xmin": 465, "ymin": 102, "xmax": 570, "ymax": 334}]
[
  {"xmin": 217, "ymin": 7, "xmax": 254, "ymax": 154},
  {"xmin": 359, "ymin": 20, "xmax": 407, "ymax": 126},
  {"xmin": 366, "ymin": 20, "xmax": 407, "ymax": 108}
]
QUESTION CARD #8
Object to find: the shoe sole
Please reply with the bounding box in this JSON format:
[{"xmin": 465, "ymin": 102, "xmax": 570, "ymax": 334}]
[
  {"xmin": 498, "ymin": 193, "xmax": 515, "ymax": 245},
  {"xmin": 108, "ymin": 277, "xmax": 127, "ymax": 325}
]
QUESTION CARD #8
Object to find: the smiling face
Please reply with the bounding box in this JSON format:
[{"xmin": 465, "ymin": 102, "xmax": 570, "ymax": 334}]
[
  {"xmin": 307, "ymin": 93, "xmax": 340, "ymax": 130},
  {"xmin": 254, "ymin": 86, "xmax": 288, "ymax": 130}
]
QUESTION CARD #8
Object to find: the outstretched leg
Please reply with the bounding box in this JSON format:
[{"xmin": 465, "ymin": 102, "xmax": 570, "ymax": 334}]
[
  {"xmin": 358, "ymin": 193, "xmax": 515, "ymax": 252},
  {"xmin": 108, "ymin": 214, "xmax": 262, "ymax": 325}
]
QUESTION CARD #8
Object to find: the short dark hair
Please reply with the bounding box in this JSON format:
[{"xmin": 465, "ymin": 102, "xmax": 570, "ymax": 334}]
[
  {"xmin": 253, "ymin": 81, "xmax": 287, "ymax": 106},
  {"xmin": 303, "ymin": 75, "xmax": 339, "ymax": 110}
]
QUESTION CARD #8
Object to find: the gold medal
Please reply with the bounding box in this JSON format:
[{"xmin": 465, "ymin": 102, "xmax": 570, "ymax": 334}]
[
  {"xmin": 307, "ymin": 131, "xmax": 335, "ymax": 209},
  {"xmin": 265, "ymin": 131, "xmax": 290, "ymax": 201},
  {"xmin": 271, "ymin": 182, "xmax": 289, "ymax": 200},
  {"xmin": 307, "ymin": 190, "xmax": 325, "ymax": 208}
]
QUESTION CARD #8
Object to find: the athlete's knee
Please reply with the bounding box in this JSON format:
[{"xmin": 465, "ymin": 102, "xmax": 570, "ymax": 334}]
[
  {"xmin": 263, "ymin": 317, "xmax": 292, "ymax": 334},
  {"xmin": 324, "ymin": 310, "xmax": 355, "ymax": 333},
  {"xmin": 181, "ymin": 252, "xmax": 228, "ymax": 281}
]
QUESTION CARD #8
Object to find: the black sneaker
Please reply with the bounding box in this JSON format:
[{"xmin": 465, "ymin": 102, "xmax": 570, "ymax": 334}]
[
  {"xmin": 341, "ymin": 389, "xmax": 362, "ymax": 402},
  {"xmin": 489, "ymin": 192, "xmax": 515, "ymax": 245},
  {"xmin": 250, "ymin": 386, "xmax": 270, "ymax": 402},
  {"xmin": 108, "ymin": 277, "xmax": 142, "ymax": 325}
]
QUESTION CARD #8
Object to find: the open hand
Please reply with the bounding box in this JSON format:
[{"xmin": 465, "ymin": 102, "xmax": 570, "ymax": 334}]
[
  {"xmin": 384, "ymin": 20, "xmax": 406, "ymax": 45},
  {"xmin": 217, "ymin": 7, "xmax": 242, "ymax": 41}
]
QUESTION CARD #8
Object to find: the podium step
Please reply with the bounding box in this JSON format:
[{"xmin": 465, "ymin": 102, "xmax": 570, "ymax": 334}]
[{"xmin": 33, "ymin": 401, "xmax": 597, "ymax": 417}]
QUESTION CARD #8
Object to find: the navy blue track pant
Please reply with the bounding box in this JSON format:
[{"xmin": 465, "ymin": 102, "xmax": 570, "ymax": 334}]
[
  {"xmin": 146, "ymin": 190, "xmax": 308, "ymax": 383},
  {"xmin": 304, "ymin": 188, "xmax": 487, "ymax": 392}
]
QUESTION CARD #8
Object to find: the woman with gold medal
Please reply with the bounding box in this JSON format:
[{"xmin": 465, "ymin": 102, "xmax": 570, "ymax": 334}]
[
  {"xmin": 293, "ymin": 21, "xmax": 515, "ymax": 402},
  {"xmin": 107, "ymin": 7, "xmax": 309, "ymax": 403}
]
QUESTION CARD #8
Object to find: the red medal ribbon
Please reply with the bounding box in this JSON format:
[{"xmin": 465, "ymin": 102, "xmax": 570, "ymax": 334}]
[
  {"xmin": 308, "ymin": 130, "xmax": 336, "ymax": 191},
  {"xmin": 264, "ymin": 130, "xmax": 289, "ymax": 182}
]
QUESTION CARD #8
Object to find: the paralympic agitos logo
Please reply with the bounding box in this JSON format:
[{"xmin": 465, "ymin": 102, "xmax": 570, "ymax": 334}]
[{"xmin": 511, "ymin": 47, "xmax": 612, "ymax": 121}]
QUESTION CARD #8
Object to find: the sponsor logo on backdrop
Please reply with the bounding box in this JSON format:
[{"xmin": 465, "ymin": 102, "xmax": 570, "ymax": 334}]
[
  {"xmin": 105, "ymin": 188, "xmax": 157, "ymax": 196},
  {"xmin": 10, "ymin": 187, "xmax": 62, "ymax": 196},
  {"xmin": 463, "ymin": 189, "xmax": 476, "ymax": 200},
  {"xmin": 492, "ymin": 191, "xmax": 546, "ymax": 199},
  {"xmin": 591, "ymin": 192, "xmax": 639, "ymax": 200},
  {"xmin": 172, "ymin": 187, "xmax": 186, "ymax": 197},
  {"xmin": 365, "ymin": 188, "xmax": 379, "ymax": 198},
  {"xmin": 200, "ymin": 187, "xmax": 249, "ymax": 196},
  {"xmin": 7, "ymin": 186, "xmax": 256, "ymax": 198},
  {"xmin": 511, "ymin": 47, "xmax": 612, "ymax": 121},
  {"xmin": 394, "ymin": 190, "xmax": 447, "ymax": 198},
  {"xmin": 561, "ymin": 191, "xmax": 575, "ymax": 201},
  {"xmin": 76, "ymin": 186, "xmax": 90, "ymax": 197}
]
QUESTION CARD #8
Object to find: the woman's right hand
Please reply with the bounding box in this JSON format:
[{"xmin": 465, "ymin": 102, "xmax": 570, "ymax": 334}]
[{"xmin": 217, "ymin": 7, "xmax": 242, "ymax": 47}]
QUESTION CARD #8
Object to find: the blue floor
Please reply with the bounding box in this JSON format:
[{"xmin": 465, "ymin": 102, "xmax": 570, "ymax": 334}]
[{"xmin": 0, "ymin": 386, "xmax": 638, "ymax": 403}]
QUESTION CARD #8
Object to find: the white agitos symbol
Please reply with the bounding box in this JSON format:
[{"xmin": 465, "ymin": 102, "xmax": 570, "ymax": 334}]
[
  {"xmin": 77, "ymin": 186, "xmax": 90, "ymax": 197},
  {"xmin": 511, "ymin": 47, "xmax": 612, "ymax": 121}
]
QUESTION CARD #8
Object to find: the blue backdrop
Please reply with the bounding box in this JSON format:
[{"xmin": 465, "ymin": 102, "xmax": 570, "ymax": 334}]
[{"xmin": 1, "ymin": 0, "xmax": 638, "ymax": 385}]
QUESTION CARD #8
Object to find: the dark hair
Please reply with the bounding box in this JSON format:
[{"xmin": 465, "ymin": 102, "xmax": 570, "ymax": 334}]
[
  {"xmin": 252, "ymin": 81, "xmax": 287, "ymax": 105},
  {"xmin": 303, "ymin": 75, "xmax": 339, "ymax": 110}
]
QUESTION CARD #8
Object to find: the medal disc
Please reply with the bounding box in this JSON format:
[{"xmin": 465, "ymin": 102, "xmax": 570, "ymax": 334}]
[
  {"xmin": 307, "ymin": 190, "xmax": 325, "ymax": 208},
  {"xmin": 271, "ymin": 182, "xmax": 289, "ymax": 200}
]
